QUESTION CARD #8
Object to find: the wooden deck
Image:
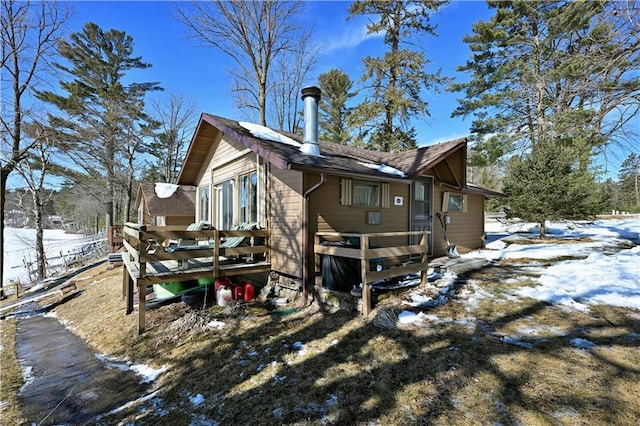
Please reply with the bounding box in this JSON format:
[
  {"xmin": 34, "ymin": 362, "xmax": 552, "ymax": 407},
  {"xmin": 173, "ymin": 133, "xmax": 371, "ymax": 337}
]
[
  {"xmin": 121, "ymin": 223, "xmax": 270, "ymax": 334},
  {"xmin": 122, "ymin": 224, "xmax": 430, "ymax": 333}
]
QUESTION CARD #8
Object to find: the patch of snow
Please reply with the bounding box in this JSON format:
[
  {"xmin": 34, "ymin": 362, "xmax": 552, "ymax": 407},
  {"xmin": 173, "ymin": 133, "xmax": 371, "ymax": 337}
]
[
  {"xmin": 105, "ymin": 389, "xmax": 163, "ymax": 417},
  {"xmin": 19, "ymin": 363, "xmax": 34, "ymax": 393},
  {"xmin": 514, "ymin": 324, "xmax": 569, "ymax": 337},
  {"xmin": 95, "ymin": 353, "xmax": 131, "ymax": 372},
  {"xmin": 358, "ymin": 162, "xmax": 406, "ymax": 177},
  {"xmin": 95, "ymin": 353, "xmax": 167, "ymax": 384},
  {"xmin": 272, "ymin": 407, "xmax": 285, "ymax": 418},
  {"xmin": 325, "ymin": 394, "xmax": 338, "ymax": 406},
  {"xmin": 500, "ymin": 240, "xmax": 610, "ymax": 260},
  {"xmin": 189, "ymin": 393, "xmax": 205, "ymax": 407},
  {"xmin": 405, "ymin": 272, "xmax": 458, "ymax": 308},
  {"xmin": 206, "ymin": 320, "xmax": 225, "ymax": 329},
  {"xmin": 155, "ymin": 183, "xmax": 179, "ymax": 199},
  {"xmin": 397, "ymin": 310, "xmax": 475, "ymax": 328},
  {"xmin": 570, "ymin": 338, "xmax": 596, "ymax": 350},
  {"xmin": 130, "ymin": 363, "xmax": 168, "ymax": 383},
  {"xmin": 500, "ymin": 336, "xmax": 534, "ymax": 349},
  {"xmin": 485, "ymin": 239, "xmax": 507, "ymax": 250},
  {"xmin": 239, "ymin": 121, "xmax": 301, "ymax": 147},
  {"xmin": 271, "ymin": 374, "xmax": 287, "ymax": 386},
  {"xmin": 517, "ymin": 247, "xmax": 640, "ymax": 311}
]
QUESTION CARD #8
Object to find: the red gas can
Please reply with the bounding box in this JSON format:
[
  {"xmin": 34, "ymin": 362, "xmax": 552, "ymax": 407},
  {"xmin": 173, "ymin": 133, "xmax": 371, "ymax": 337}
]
[
  {"xmin": 232, "ymin": 284, "xmax": 244, "ymax": 301},
  {"xmin": 243, "ymin": 283, "xmax": 255, "ymax": 302}
]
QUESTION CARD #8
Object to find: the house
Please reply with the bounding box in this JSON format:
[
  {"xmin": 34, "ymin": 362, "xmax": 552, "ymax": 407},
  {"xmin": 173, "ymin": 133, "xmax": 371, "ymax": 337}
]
[
  {"xmin": 176, "ymin": 86, "xmax": 502, "ymax": 301},
  {"xmin": 135, "ymin": 182, "xmax": 196, "ymax": 226}
]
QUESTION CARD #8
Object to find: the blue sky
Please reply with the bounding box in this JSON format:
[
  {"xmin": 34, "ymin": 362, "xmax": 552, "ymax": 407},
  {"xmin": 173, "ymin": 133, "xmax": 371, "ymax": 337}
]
[{"xmin": 65, "ymin": 0, "xmax": 493, "ymax": 146}]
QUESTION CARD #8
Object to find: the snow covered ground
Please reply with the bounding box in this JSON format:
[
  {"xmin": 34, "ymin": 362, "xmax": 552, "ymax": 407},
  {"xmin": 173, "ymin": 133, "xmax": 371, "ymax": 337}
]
[
  {"xmin": 3, "ymin": 228, "xmax": 100, "ymax": 287},
  {"xmin": 402, "ymin": 216, "xmax": 640, "ymax": 323}
]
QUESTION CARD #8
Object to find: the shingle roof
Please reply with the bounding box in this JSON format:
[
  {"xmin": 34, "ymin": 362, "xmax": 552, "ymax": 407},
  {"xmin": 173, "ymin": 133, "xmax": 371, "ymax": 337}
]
[
  {"xmin": 137, "ymin": 182, "xmax": 196, "ymax": 216},
  {"xmin": 187, "ymin": 113, "xmax": 468, "ymax": 182}
]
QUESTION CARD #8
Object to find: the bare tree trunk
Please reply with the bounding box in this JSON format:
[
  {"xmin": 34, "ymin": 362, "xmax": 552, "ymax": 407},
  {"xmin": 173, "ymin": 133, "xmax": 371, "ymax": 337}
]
[
  {"xmin": 635, "ymin": 171, "xmax": 639, "ymax": 207},
  {"xmin": 1, "ymin": 171, "xmax": 8, "ymax": 299},
  {"xmin": 33, "ymin": 192, "xmax": 46, "ymax": 280}
]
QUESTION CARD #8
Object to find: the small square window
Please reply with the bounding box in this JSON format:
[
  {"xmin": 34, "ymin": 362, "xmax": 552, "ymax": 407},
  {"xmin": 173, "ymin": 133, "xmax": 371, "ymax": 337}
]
[
  {"xmin": 353, "ymin": 182, "xmax": 380, "ymax": 207},
  {"xmin": 443, "ymin": 192, "xmax": 466, "ymax": 213},
  {"xmin": 447, "ymin": 194, "xmax": 463, "ymax": 212}
]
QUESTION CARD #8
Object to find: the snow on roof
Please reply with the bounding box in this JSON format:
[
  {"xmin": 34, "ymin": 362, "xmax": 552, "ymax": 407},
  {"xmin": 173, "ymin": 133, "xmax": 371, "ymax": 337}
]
[
  {"xmin": 239, "ymin": 122, "xmax": 301, "ymax": 147},
  {"xmin": 155, "ymin": 183, "xmax": 179, "ymax": 199},
  {"xmin": 358, "ymin": 162, "xmax": 406, "ymax": 178}
]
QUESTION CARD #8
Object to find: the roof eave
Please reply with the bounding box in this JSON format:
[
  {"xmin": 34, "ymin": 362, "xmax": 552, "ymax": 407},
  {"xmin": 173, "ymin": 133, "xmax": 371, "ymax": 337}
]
[
  {"xmin": 201, "ymin": 114, "xmax": 291, "ymax": 171},
  {"xmin": 289, "ymin": 164, "xmax": 411, "ymax": 184}
]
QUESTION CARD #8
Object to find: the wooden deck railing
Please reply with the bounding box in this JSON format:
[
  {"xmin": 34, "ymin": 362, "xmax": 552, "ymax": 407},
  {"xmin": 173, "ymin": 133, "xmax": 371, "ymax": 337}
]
[
  {"xmin": 122, "ymin": 222, "xmax": 270, "ymax": 334},
  {"xmin": 314, "ymin": 231, "xmax": 430, "ymax": 315},
  {"xmin": 122, "ymin": 222, "xmax": 270, "ymax": 280}
]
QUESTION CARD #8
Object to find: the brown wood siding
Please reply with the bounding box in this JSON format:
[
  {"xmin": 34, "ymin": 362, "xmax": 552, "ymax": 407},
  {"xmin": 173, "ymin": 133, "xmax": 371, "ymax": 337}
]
[
  {"xmin": 269, "ymin": 167, "xmax": 303, "ymax": 277},
  {"xmin": 198, "ymin": 136, "xmax": 252, "ymax": 186},
  {"xmin": 307, "ymin": 174, "xmax": 411, "ymax": 268},
  {"xmin": 432, "ymin": 185, "xmax": 485, "ymax": 257},
  {"xmin": 165, "ymin": 216, "xmax": 194, "ymax": 227}
]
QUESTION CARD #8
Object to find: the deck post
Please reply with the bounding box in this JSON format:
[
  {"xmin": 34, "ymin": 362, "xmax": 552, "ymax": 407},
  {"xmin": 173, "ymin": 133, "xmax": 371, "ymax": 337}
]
[
  {"xmin": 213, "ymin": 228, "xmax": 220, "ymax": 278},
  {"xmin": 125, "ymin": 273, "xmax": 134, "ymax": 315},
  {"xmin": 420, "ymin": 231, "xmax": 428, "ymax": 287},
  {"xmin": 361, "ymin": 234, "xmax": 371, "ymax": 316},
  {"xmin": 121, "ymin": 265, "xmax": 127, "ymax": 300},
  {"xmin": 138, "ymin": 225, "xmax": 146, "ymax": 277},
  {"xmin": 137, "ymin": 283, "xmax": 146, "ymax": 334}
]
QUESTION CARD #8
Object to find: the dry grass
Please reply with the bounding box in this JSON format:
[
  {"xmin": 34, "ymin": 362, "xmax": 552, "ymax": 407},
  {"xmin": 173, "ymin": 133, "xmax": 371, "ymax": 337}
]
[
  {"xmin": 0, "ymin": 318, "xmax": 28, "ymax": 425},
  {"xmin": 6, "ymin": 261, "xmax": 640, "ymax": 425}
]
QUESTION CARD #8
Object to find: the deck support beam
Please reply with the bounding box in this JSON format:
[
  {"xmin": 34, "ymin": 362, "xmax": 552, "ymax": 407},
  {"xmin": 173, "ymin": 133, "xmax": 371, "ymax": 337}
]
[{"xmin": 138, "ymin": 283, "xmax": 146, "ymax": 334}]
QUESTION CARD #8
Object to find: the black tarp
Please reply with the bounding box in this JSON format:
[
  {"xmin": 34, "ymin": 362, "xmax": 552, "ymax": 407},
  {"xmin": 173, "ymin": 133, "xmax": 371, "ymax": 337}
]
[{"xmin": 321, "ymin": 241, "xmax": 361, "ymax": 291}]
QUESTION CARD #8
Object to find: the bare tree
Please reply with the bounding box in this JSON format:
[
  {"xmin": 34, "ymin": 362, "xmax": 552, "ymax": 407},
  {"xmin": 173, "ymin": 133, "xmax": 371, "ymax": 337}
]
[
  {"xmin": 269, "ymin": 32, "xmax": 318, "ymax": 133},
  {"xmin": 175, "ymin": 0, "xmax": 310, "ymax": 126},
  {"xmin": 147, "ymin": 92, "xmax": 198, "ymax": 183},
  {"xmin": 15, "ymin": 124, "xmax": 58, "ymax": 281},
  {"xmin": 0, "ymin": 0, "xmax": 70, "ymax": 296}
]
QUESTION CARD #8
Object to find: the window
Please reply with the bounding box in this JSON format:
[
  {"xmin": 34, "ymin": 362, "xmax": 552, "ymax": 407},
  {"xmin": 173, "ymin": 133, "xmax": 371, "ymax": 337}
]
[
  {"xmin": 413, "ymin": 180, "xmax": 431, "ymax": 220},
  {"xmin": 341, "ymin": 178, "xmax": 390, "ymax": 207},
  {"xmin": 239, "ymin": 171, "xmax": 258, "ymax": 224},
  {"xmin": 216, "ymin": 180, "xmax": 233, "ymax": 230},
  {"xmin": 199, "ymin": 186, "xmax": 210, "ymax": 222},
  {"xmin": 442, "ymin": 192, "xmax": 467, "ymax": 213},
  {"xmin": 353, "ymin": 181, "xmax": 380, "ymax": 207}
]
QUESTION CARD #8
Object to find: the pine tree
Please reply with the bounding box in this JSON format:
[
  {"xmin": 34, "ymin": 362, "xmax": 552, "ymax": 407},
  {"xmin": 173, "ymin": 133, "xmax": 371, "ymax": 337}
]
[
  {"xmin": 348, "ymin": 0, "xmax": 447, "ymax": 152},
  {"xmin": 502, "ymin": 142, "xmax": 608, "ymax": 237},
  {"xmin": 452, "ymin": 1, "xmax": 639, "ymax": 170},
  {"xmin": 37, "ymin": 22, "xmax": 161, "ymax": 225},
  {"xmin": 318, "ymin": 69, "xmax": 355, "ymax": 145},
  {"xmin": 618, "ymin": 153, "xmax": 640, "ymax": 210}
]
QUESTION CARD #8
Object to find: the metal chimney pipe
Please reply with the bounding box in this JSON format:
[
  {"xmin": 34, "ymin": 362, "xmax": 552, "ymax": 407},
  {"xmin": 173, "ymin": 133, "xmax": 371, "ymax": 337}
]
[{"xmin": 300, "ymin": 86, "xmax": 322, "ymax": 156}]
